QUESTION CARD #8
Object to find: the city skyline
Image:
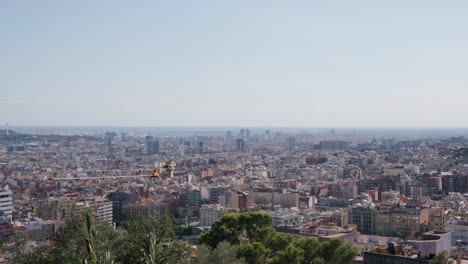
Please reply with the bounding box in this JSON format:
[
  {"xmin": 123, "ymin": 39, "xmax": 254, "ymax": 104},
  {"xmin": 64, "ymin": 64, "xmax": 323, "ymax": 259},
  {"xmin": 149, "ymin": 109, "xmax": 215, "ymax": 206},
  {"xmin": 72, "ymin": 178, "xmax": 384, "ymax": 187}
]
[
  {"xmin": 2, "ymin": 1, "xmax": 468, "ymax": 127},
  {"xmin": 3, "ymin": 2, "xmax": 468, "ymax": 262}
]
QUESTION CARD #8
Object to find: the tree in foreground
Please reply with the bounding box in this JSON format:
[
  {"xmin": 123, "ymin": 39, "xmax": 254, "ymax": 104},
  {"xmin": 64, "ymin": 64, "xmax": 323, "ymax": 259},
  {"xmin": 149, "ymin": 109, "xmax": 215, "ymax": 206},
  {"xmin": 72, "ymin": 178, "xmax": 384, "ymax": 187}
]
[
  {"xmin": 237, "ymin": 242, "xmax": 271, "ymax": 264},
  {"xmin": 10, "ymin": 213, "xmax": 190, "ymax": 264},
  {"xmin": 272, "ymin": 244, "xmax": 304, "ymax": 264},
  {"xmin": 200, "ymin": 212, "xmax": 272, "ymax": 248},
  {"xmin": 115, "ymin": 216, "xmax": 190, "ymax": 264},
  {"xmin": 192, "ymin": 241, "xmax": 245, "ymax": 264},
  {"xmin": 11, "ymin": 211, "xmax": 358, "ymax": 264},
  {"xmin": 201, "ymin": 212, "xmax": 358, "ymax": 264},
  {"xmin": 81, "ymin": 210, "xmax": 115, "ymax": 264}
]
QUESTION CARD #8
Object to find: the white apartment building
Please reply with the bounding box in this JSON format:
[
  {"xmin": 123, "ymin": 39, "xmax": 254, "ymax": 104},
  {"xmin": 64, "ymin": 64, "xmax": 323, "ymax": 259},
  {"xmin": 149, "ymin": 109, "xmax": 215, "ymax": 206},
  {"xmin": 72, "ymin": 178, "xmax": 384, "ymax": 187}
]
[
  {"xmin": 75, "ymin": 199, "xmax": 113, "ymax": 224},
  {"xmin": 267, "ymin": 208, "xmax": 303, "ymax": 227},
  {"xmin": 199, "ymin": 204, "xmax": 238, "ymax": 227},
  {"xmin": 94, "ymin": 201, "xmax": 113, "ymax": 224},
  {"xmin": 448, "ymin": 218, "xmax": 468, "ymax": 246},
  {"xmin": 0, "ymin": 188, "xmax": 13, "ymax": 223}
]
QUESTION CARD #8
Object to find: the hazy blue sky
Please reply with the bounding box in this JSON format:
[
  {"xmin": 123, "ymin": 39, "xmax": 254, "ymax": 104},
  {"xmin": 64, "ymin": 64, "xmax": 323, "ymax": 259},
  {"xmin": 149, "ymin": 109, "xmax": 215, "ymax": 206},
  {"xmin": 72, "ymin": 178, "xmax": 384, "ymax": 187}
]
[{"xmin": 2, "ymin": 1, "xmax": 468, "ymax": 127}]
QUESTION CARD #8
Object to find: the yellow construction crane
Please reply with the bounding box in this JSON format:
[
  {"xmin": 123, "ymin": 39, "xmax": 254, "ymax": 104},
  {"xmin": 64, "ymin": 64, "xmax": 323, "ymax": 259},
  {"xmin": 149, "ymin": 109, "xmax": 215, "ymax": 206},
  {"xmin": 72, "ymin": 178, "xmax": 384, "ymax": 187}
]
[
  {"xmin": 51, "ymin": 167, "xmax": 163, "ymax": 181},
  {"xmin": 149, "ymin": 168, "xmax": 162, "ymax": 179},
  {"xmin": 162, "ymin": 161, "xmax": 176, "ymax": 178}
]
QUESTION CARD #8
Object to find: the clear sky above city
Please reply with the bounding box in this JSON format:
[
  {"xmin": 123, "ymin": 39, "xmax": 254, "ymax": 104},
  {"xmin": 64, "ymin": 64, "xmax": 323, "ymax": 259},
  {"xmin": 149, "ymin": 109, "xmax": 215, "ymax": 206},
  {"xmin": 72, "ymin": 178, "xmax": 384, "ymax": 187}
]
[{"xmin": 1, "ymin": 1, "xmax": 468, "ymax": 127}]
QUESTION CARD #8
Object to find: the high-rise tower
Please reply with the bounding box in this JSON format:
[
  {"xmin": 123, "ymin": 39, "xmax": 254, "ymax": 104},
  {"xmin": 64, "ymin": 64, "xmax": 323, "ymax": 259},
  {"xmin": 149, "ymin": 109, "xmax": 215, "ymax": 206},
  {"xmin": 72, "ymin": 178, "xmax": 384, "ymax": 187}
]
[{"xmin": 235, "ymin": 139, "xmax": 245, "ymax": 152}]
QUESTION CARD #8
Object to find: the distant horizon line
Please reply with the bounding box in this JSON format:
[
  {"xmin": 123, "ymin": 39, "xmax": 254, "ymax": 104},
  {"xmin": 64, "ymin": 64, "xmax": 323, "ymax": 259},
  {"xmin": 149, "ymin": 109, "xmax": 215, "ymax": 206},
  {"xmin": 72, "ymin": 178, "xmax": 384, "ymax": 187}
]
[{"xmin": 5, "ymin": 125, "xmax": 468, "ymax": 129}]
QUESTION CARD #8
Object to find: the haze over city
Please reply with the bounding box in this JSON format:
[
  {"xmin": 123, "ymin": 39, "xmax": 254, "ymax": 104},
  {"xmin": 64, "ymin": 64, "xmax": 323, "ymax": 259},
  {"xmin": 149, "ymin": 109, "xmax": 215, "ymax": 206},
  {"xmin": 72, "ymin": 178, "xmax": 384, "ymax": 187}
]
[
  {"xmin": 3, "ymin": 2, "xmax": 468, "ymax": 264},
  {"xmin": 2, "ymin": 0, "xmax": 468, "ymax": 127}
]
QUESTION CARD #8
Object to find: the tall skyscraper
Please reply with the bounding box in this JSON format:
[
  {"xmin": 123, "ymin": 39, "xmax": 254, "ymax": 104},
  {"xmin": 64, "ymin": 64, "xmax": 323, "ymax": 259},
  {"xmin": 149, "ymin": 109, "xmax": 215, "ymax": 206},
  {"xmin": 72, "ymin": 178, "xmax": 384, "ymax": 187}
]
[
  {"xmin": 235, "ymin": 139, "xmax": 245, "ymax": 152},
  {"xmin": 105, "ymin": 132, "xmax": 116, "ymax": 152},
  {"xmin": 145, "ymin": 135, "xmax": 153, "ymax": 148},
  {"xmin": 240, "ymin": 129, "xmax": 245, "ymax": 139},
  {"xmin": 104, "ymin": 132, "xmax": 115, "ymax": 146},
  {"xmin": 246, "ymin": 129, "xmax": 250, "ymax": 139},
  {"xmin": 146, "ymin": 136, "xmax": 160, "ymax": 155},
  {"xmin": 288, "ymin": 137, "xmax": 296, "ymax": 151},
  {"xmin": 196, "ymin": 141, "xmax": 204, "ymax": 154}
]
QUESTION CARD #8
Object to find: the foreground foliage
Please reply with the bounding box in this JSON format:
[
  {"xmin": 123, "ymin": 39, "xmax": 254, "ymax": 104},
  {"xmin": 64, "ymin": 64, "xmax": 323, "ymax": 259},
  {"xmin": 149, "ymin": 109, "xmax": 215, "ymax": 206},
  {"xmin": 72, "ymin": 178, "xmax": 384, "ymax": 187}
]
[
  {"xmin": 429, "ymin": 251, "xmax": 454, "ymax": 264},
  {"xmin": 200, "ymin": 212, "xmax": 359, "ymax": 264},
  {"xmin": 10, "ymin": 211, "xmax": 190, "ymax": 264},
  {"xmin": 9, "ymin": 211, "xmax": 359, "ymax": 264},
  {"xmin": 192, "ymin": 241, "xmax": 245, "ymax": 264}
]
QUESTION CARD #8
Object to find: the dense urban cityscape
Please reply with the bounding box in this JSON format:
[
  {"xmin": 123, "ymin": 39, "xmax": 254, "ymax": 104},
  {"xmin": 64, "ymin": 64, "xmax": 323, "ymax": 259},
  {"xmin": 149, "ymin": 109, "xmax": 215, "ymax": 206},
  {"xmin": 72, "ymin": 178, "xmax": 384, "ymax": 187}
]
[
  {"xmin": 3, "ymin": 1, "xmax": 468, "ymax": 263},
  {"xmin": 1, "ymin": 127, "xmax": 468, "ymax": 263}
]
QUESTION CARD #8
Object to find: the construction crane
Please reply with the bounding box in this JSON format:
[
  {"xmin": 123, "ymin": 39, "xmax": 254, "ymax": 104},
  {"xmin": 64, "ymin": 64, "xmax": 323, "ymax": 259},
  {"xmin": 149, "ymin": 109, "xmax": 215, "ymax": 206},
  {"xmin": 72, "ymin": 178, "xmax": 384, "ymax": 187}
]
[
  {"xmin": 162, "ymin": 161, "xmax": 176, "ymax": 178},
  {"xmin": 147, "ymin": 168, "xmax": 162, "ymax": 180},
  {"xmin": 50, "ymin": 167, "xmax": 162, "ymax": 181},
  {"xmin": 50, "ymin": 175, "xmax": 138, "ymax": 181}
]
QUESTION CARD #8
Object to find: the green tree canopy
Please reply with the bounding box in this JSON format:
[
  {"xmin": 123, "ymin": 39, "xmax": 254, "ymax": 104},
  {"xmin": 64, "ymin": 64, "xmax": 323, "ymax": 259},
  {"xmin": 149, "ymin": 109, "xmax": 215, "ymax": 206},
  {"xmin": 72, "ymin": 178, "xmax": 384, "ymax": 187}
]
[
  {"xmin": 10, "ymin": 214, "xmax": 190, "ymax": 264},
  {"xmin": 9, "ymin": 210, "xmax": 126, "ymax": 264},
  {"xmin": 272, "ymin": 244, "xmax": 304, "ymax": 264},
  {"xmin": 192, "ymin": 241, "xmax": 245, "ymax": 264},
  {"xmin": 10, "ymin": 211, "xmax": 358, "ymax": 264},
  {"xmin": 200, "ymin": 212, "xmax": 272, "ymax": 248},
  {"xmin": 200, "ymin": 212, "xmax": 358, "ymax": 264},
  {"xmin": 237, "ymin": 242, "xmax": 271, "ymax": 264},
  {"xmin": 116, "ymin": 216, "xmax": 190, "ymax": 264},
  {"xmin": 293, "ymin": 238, "xmax": 323, "ymax": 264}
]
